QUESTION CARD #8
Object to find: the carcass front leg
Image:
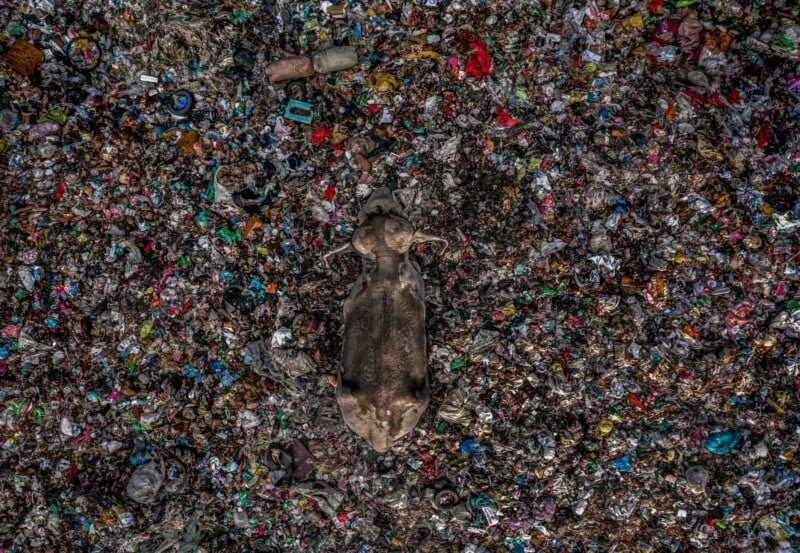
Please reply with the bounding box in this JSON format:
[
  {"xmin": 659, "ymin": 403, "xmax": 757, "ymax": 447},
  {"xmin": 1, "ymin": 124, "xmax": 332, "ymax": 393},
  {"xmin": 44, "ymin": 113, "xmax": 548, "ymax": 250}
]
[
  {"xmin": 412, "ymin": 231, "xmax": 448, "ymax": 254},
  {"xmin": 323, "ymin": 242, "xmax": 355, "ymax": 268}
]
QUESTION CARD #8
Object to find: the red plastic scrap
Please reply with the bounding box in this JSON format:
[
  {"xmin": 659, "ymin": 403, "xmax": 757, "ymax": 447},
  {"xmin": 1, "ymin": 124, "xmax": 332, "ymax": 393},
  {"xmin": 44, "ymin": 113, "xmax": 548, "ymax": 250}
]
[
  {"xmin": 464, "ymin": 39, "xmax": 491, "ymax": 79},
  {"xmin": 310, "ymin": 127, "xmax": 333, "ymax": 145},
  {"xmin": 629, "ymin": 392, "xmax": 647, "ymax": 413},
  {"xmin": 653, "ymin": 18, "xmax": 681, "ymax": 43},
  {"xmin": 683, "ymin": 89, "xmax": 726, "ymax": 110},
  {"xmin": 443, "ymin": 93, "xmax": 455, "ymax": 117},
  {"xmin": 495, "ymin": 107, "xmax": 519, "ymax": 127},
  {"xmin": 757, "ymin": 121, "xmax": 770, "ymax": 149}
]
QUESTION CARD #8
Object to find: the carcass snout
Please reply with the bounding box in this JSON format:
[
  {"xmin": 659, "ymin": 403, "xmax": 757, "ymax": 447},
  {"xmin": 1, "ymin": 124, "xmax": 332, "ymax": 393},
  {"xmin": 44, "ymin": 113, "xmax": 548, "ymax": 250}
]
[
  {"xmin": 337, "ymin": 386, "xmax": 429, "ymax": 452},
  {"xmin": 358, "ymin": 186, "xmax": 407, "ymax": 224}
]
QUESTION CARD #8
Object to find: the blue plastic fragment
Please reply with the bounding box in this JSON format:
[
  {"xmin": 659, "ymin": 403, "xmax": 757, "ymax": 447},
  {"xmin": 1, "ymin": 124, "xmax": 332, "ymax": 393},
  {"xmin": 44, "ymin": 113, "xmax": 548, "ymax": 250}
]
[
  {"xmin": 705, "ymin": 430, "xmax": 741, "ymax": 454},
  {"xmin": 284, "ymin": 99, "xmax": 313, "ymax": 124},
  {"xmin": 612, "ymin": 454, "xmax": 633, "ymax": 472},
  {"xmin": 459, "ymin": 438, "xmax": 483, "ymax": 467}
]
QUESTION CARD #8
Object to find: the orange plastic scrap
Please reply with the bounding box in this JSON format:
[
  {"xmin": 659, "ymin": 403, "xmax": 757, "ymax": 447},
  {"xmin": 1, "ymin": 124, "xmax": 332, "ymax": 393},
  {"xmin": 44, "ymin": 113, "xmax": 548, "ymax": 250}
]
[
  {"xmin": 682, "ymin": 324, "xmax": 699, "ymax": 339},
  {"xmin": 243, "ymin": 216, "xmax": 261, "ymax": 237},
  {"xmin": 665, "ymin": 103, "xmax": 676, "ymax": 121}
]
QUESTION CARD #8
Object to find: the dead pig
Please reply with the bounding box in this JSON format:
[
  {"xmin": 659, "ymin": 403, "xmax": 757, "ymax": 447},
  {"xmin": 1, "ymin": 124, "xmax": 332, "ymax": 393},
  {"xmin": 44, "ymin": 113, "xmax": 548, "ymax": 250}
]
[{"xmin": 325, "ymin": 187, "xmax": 446, "ymax": 452}]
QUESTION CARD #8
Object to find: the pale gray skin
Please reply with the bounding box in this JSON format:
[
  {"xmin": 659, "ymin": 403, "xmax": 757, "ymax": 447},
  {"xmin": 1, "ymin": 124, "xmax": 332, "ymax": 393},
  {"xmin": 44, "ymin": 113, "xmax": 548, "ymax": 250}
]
[{"xmin": 325, "ymin": 187, "xmax": 446, "ymax": 452}]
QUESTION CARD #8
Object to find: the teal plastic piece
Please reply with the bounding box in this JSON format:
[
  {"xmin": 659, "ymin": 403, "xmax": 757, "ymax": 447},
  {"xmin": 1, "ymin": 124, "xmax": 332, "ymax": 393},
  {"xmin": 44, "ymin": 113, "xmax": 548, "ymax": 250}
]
[{"xmin": 284, "ymin": 99, "xmax": 313, "ymax": 124}]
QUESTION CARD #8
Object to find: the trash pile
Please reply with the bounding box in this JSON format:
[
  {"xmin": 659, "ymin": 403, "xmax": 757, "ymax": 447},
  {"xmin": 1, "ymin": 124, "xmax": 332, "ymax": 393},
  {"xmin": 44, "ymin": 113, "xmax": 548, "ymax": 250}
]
[{"xmin": 1, "ymin": 0, "xmax": 799, "ymax": 551}]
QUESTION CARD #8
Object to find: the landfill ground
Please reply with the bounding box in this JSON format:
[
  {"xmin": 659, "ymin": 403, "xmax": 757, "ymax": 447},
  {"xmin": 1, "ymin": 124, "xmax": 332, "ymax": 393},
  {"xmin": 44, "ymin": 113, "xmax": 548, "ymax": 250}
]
[{"xmin": 2, "ymin": 1, "xmax": 800, "ymax": 552}]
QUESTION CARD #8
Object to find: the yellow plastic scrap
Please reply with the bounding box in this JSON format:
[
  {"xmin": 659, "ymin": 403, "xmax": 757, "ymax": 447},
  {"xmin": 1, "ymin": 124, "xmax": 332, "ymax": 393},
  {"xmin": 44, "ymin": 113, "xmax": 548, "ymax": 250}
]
[
  {"xmin": 402, "ymin": 50, "xmax": 441, "ymax": 59},
  {"xmin": 583, "ymin": 62, "xmax": 598, "ymax": 74},
  {"xmin": 400, "ymin": 34, "xmax": 440, "ymax": 59},
  {"xmin": 367, "ymin": 72, "xmax": 399, "ymax": 92},
  {"xmin": 569, "ymin": 90, "xmax": 587, "ymax": 102},
  {"xmin": 622, "ymin": 13, "xmax": 644, "ymax": 31},
  {"xmin": 326, "ymin": 3, "xmax": 345, "ymax": 16},
  {"xmin": 596, "ymin": 419, "xmax": 614, "ymax": 436},
  {"xmin": 500, "ymin": 301, "xmax": 516, "ymax": 317},
  {"xmin": 401, "ymin": 34, "xmax": 428, "ymax": 48},
  {"xmin": 767, "ymin": 393, "xmax": 787, "ymax": 416}
]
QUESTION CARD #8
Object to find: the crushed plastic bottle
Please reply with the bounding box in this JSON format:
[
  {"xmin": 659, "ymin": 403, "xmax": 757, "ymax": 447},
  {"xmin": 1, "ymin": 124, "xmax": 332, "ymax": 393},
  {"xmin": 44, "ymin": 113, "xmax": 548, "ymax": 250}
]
[
  {"xmin": 126, "ymin": 461, "xmax": 165, "ymax": 504},
  {"xmin": 685, "ymin": 466, "xmax": 710, "ymax": 494}
]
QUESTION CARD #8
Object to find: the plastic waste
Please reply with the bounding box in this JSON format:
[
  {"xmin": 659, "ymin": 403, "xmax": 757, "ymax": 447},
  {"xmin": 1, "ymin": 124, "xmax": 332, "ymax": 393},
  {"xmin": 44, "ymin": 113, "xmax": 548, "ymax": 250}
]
[
  {"xmin": 127, "ymin": 461, "xmax": 165, "ymax": 504},
  {"xmin": 312, "ymin": 46, "xmax": 358, "ymax": 74},
  {"xmin": 705, "ymin": 430, "xmax": 742, "ymax": 455}
]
